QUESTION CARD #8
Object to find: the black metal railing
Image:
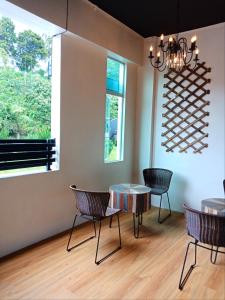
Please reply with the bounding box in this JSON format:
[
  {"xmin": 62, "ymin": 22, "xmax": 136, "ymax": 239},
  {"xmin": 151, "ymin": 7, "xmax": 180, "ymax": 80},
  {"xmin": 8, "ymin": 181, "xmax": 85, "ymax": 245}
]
[{"xmin": 0, "ymin": 138, "xmax": 56, "ymax": 171}]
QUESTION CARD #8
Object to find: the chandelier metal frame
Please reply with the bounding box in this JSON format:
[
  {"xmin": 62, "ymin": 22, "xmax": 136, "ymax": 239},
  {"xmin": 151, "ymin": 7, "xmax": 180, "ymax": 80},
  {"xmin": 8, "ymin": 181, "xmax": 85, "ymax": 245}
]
[{"xmin": 148, "ymin": 0, "xmax": 200, "ymax": 72}]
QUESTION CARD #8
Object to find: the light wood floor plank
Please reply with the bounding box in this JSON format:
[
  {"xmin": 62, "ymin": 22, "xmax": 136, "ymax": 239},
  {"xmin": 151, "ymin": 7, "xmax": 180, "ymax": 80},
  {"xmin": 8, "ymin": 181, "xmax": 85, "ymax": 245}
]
[{"xmin": 0, "ymin": 208, "xmax": 224, "ymax": 300}]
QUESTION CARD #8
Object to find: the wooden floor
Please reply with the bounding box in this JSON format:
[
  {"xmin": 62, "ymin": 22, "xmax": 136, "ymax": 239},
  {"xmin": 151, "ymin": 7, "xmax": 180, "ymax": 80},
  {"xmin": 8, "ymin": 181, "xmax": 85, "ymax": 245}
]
[{"xmin": 0, "ymin": 208, "xmax": 224, "ymax": 300}]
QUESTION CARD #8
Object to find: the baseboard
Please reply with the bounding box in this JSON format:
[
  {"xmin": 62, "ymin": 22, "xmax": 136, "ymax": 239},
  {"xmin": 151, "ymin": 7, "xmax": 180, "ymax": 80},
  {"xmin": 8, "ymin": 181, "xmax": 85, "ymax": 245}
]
[{"xmin": 0, "ymin": 220, "xmax": 88, "ymax": 262}]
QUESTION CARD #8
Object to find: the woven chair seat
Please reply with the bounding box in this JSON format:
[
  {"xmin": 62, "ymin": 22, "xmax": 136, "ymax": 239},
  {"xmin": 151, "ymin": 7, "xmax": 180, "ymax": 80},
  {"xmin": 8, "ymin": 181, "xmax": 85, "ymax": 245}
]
[
  {"xmin": 149, "ymin": 187, "xmax": 168, "ymax": 195},
  {"xmin": 105, "ymin": 207, "xmax": 121, "ymax": 217}
]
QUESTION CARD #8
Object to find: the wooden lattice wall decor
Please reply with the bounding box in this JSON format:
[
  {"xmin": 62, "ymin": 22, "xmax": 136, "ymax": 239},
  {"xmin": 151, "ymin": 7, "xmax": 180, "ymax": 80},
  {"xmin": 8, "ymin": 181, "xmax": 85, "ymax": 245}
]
[{"xmin": 161, "ymin": 62, "xmax": 211, "ymax": 154}]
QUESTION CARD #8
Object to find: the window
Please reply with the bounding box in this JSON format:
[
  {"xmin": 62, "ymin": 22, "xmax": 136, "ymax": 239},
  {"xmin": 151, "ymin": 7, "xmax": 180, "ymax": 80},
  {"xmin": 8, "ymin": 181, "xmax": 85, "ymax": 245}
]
[
  {"xmin": 104, "ymin": 57, "xmax": 126, "ymax": 162},
  {"xmin": 0, "ymin": 1, "xmax": 61, "ymax": 176}
]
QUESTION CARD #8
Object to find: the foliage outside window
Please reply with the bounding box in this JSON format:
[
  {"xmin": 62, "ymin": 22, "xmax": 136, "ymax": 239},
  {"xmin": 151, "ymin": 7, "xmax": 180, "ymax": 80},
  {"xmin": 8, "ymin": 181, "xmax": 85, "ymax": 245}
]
[
  {"xmin": 0, "ymin": 15, "xmax": 53, "ymax": 175},
  {"xmin": 104, "ymin": 57, "xmax": 126, "ymax": 162},
  {"xmin": 0, "ymin": 16, "xmax": 52, "ymax": 140}
]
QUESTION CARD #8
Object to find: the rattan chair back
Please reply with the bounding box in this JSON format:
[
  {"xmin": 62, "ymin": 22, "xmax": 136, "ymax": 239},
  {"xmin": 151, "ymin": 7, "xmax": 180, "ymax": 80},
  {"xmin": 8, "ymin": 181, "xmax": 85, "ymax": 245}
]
[
  {"xmin": 184, "ymin": 204, "xmax": 225, "ymax": 247},
  {"xmin": 70, "ymin": 185, "xmax": 110, "ymax": 218},
  {"xmin": 143, "ymin": 168, "xmax": 173, "ymax": 191}
]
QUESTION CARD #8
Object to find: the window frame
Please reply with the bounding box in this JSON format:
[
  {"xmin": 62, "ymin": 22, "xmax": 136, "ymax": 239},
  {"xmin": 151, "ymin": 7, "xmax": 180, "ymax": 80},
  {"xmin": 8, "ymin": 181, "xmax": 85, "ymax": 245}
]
[{"xmin": 104, "ymin": 56, "xmax": 126, "ymax": 163}]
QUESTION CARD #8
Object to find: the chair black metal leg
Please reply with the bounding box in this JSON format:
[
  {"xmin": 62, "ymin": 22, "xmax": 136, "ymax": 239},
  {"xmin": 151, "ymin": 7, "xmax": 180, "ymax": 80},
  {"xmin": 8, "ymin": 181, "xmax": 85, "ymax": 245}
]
[
  {"xmin": 133, "ymin": 213, "xmax": 136, "ymax": 236},
  {"xmin": 133, "ymin": 213, "xmax": 140, "ymax": 238},
  {"xmin": 210, "ymin": 245, "xmax": 219, "ymax": 264},
  {"xmin": 139, "ymin": 212, "xmax": 143, "ymax": 225},
  {"xmin": 117, "ymin": 214, "xmax": 122, "ymax": 248},
  {"xmin": 66, "ymin": 214, "xmax": 77, "ymax": 251},
  {"xmin": 66, "ymin": 215, "xmax": 96, "ymax": 252},
  {"xmin": 179, "ymin": 240, "xmax": 198, "ymax": 290},
  {"xmin": 158, "ymin": 192, "xmax": 171, "ymax": 224},
  {"xmin": 167, "ymin": 192, "xmax": 171, "ymax": 214},
  {"xmin": 93, "ymin": 217, "xmax": 97, "ymax": 237},
  {"xmin": 149, "ymin": 193, "xmax": 152, "ymax": 209},
  {"xmin": 158, "ymin": 195, "xmax": 163, "ymax": 223},
  {"xmin": 95, "ymin": 220, "xmax": 102, "ymax": 264},
  {"xmin": 95, "ymin": 214, "xmax": 122, "ymax": 265},
  {"xmin": 109, "ymin": 216, "xmax": 113, "ymax": 228}
]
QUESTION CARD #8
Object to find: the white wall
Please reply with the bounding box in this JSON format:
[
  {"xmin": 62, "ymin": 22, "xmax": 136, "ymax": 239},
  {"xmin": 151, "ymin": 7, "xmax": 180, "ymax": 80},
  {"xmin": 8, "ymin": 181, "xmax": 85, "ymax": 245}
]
[
  {"xmin": 136, "ymin": 23, "xmax": 225, "ymax": 212},
  {"xmin": 0, "ymin": 27, "xmax": 138, "ymax": 257},
  {"xmin": 60, "ymin": 33, "xmax": 137, "ymax": 189},
  {"xmin": 133, "ymin": 37, "xmax": 157, "ymax": 182}
]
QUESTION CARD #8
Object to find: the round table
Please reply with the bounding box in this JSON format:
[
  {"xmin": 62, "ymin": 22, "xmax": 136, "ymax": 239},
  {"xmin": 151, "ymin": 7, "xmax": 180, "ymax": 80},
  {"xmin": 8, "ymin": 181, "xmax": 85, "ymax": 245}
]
[
  {"xmin": 109, "ymin": 183, "xmax": 151, "ymax": 238},
  {"xmin": 201, "ymin": 198, "xmax": 225, "ymax": 216}
]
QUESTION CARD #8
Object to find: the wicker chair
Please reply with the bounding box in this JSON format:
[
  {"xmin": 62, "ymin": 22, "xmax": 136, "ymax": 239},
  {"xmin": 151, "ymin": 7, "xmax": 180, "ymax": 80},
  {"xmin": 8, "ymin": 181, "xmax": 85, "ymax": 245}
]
[
  {"xmin": 179, "ymin": 204, "xmax": 225, "ymax": 290},
  {"xmin": 66, "ymin": 185, "xmax": 122, "ymax": 265},
  {"xmin": 143, "ymin": 168, "xmax": 173, "ymax": 223}
]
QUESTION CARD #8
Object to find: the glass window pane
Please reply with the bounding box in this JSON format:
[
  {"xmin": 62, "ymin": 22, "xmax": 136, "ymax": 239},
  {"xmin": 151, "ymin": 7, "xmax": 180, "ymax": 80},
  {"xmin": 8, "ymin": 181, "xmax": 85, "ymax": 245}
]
[
  {"xmin": 0, "ymin": 15, "xmax": 52, "ymax": 140},
  {"xmin": 106, "ymin": 58, "xmax": 124, "ymax": 95},
  {"xmin": 104, "ymin": 94, "xmax": 124, "ymax": 162},
  {"xmin": 104, "ymin": 57, "xmax": 126, "ymax": 163}
]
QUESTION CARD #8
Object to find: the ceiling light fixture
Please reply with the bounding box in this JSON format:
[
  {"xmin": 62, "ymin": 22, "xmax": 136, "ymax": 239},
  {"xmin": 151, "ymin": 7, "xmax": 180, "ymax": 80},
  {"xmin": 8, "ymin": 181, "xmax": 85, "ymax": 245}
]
[{"xmin": 148, "ymin": 0, "xmax": 200, "ymax": 72}]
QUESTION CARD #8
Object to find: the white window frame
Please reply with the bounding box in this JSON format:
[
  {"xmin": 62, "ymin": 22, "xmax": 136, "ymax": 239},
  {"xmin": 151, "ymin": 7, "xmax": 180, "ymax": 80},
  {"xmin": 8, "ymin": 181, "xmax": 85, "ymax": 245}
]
[
  {"xmin": 0, "ymin": 2, "xmax": 61, "ymax": 178},
  {"xmin": 104, "ymin": 57, "xmax": 126, "ymax": 163}
]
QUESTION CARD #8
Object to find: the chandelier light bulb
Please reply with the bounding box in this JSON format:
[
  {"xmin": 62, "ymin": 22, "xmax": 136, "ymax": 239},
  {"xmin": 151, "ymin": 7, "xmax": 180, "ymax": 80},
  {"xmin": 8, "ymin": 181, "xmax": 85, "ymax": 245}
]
[
  {"xmin": 148, "ymin": 0, "xmax": 200, "ymax": 72},
  {"xmin": 191, "ymin": 35, "xmax": 197, "ymax": 43}
]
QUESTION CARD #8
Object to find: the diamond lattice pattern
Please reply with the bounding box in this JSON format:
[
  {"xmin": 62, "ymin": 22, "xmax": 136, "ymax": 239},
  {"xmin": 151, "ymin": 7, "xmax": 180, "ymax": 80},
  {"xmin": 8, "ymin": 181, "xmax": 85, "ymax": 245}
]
[{"xmin": 162, "ymin": 62, "xmax": 211, "ymax": 154}]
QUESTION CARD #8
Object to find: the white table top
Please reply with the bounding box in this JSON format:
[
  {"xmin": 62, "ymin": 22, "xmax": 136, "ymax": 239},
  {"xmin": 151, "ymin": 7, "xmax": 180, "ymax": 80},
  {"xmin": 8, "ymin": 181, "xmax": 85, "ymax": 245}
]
[
  {"xmin": 109, "ymin": 183, "xmax": 150, "ymax": 195},
  {"xmin": 201, "ymin": 198, "xmax": 225, "ymax": 205},
  {"xmin": 201, "ymin": 198, "xmax": 225, "ymax": 216}
]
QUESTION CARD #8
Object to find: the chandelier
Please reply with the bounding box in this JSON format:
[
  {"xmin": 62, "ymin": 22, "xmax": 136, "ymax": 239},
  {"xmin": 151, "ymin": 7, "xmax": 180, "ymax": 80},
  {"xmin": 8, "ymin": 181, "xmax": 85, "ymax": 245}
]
[{"xmin": 148, "ymin": 0, "xmax": 200, "ymax": 72}]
